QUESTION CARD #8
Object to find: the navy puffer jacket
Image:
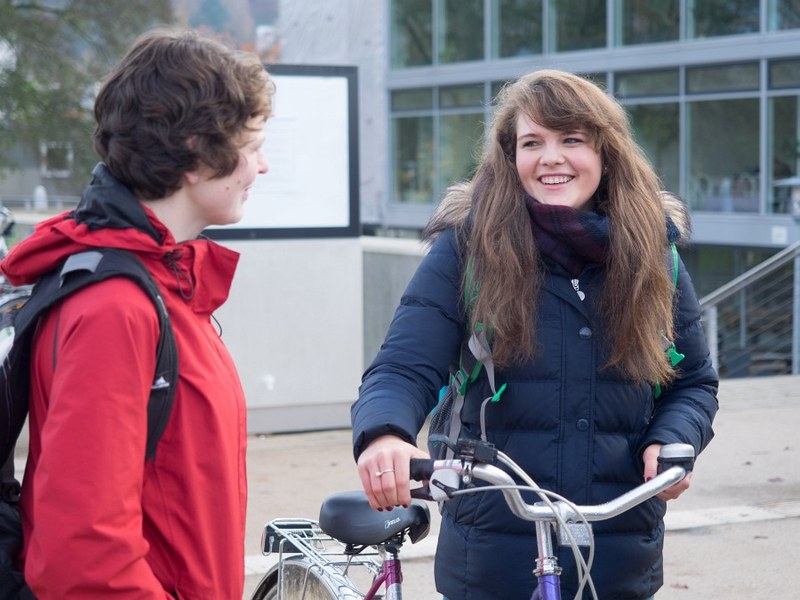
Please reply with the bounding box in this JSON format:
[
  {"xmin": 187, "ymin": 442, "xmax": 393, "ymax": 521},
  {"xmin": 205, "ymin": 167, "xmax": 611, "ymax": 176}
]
[{"xmin": 352, "ymin": 226, "xmax": 718, "ymax": 600}]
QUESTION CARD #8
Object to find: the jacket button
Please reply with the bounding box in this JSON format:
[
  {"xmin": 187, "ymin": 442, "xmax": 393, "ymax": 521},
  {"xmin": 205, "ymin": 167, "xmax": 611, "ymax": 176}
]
[
  {"xmin": 576, "ymin": 418, "xmax": 589, "ymax": 431},
  {"xmin": 579, "ymin": 327, "xmax": 592, "ymax": 339}
]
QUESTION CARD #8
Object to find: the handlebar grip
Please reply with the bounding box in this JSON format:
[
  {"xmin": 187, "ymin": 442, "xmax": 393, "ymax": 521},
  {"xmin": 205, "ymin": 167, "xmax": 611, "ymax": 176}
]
[{"xmin": 410, "ymin": 458, "xmax": 434, "ymax": 481}]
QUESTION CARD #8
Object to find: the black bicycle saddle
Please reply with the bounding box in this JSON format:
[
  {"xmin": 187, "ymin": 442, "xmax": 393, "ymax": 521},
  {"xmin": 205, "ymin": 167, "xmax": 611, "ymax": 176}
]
[{"xmin": 318, "ymin": 490, "xmax": 430, "ymax": 547}]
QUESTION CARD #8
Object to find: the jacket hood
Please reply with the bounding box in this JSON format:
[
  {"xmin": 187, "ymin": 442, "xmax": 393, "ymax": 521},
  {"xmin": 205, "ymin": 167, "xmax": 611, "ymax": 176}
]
[
  {"xmin": 660, "ymin": 190, "xmax": 691, "ymax": 244},
  {"xmin": 72, "ymin": 162, "xmax": 165, "ymax": 244},
  {"xmin": 424, "ymin": 182, "xmax": 692, "ymax": 245},
  {"xmin": 0, "ymin": 163, "xmax": 239, "ymax": 314}
]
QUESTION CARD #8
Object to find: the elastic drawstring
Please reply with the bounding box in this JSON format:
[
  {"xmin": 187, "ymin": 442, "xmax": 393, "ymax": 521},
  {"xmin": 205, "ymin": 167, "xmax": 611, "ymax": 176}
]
[{"xmin": 163, "ymin": 250, "xmax": 195, "ymax": 300}]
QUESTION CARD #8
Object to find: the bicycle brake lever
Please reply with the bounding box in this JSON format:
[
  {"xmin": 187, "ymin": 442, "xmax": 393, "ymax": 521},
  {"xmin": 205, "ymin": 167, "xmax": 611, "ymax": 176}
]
[
  {"xmin": 429, "ymin": 470, "xmax": 461, "ymax": 501},
  {"xmin": 410, "ymin": 469, "xmax": 461, "ymax": 502},
  {"xmin": 410, "ymin": 485, "xmax": 434, "ymax": 501}
]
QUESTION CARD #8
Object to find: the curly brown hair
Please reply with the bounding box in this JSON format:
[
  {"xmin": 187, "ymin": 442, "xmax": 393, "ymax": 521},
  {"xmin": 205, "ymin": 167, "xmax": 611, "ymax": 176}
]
[
  {"xmin": 93, "ymin": 28, "xmax": 274, "ymax": 200},
  {"xmin": 426, "ymin": 70, "xmax": 676, "ymax": 384}
]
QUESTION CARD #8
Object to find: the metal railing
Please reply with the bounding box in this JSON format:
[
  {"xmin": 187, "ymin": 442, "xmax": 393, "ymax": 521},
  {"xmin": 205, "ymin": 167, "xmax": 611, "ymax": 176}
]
[{"xmin": 700, "ymin": 241, "xmax": 800, "ymax": 378}]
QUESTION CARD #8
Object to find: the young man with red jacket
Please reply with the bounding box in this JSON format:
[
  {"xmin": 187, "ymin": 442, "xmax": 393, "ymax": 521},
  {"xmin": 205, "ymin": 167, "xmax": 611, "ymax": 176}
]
[{"xmin": 1, "ymin": 29, "xmax": 273, "ymax": 598}]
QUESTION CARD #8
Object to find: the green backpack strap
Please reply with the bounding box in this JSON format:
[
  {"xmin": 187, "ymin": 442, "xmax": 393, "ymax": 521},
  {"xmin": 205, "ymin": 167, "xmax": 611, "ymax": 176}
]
[
  {"xmin": 455, "ymin": 260, "xmax": 506, "ymax": 440},
  {"xmin": 655, "ymin": 243, "xmax": 685, "ymax": 398},
  {"xmin": 458, "ymin": 259, "xmax": 493, "ymax": 391},
  {"xmin": 671, "ymin": 242, "xmax": 680, "ymax": 287}
]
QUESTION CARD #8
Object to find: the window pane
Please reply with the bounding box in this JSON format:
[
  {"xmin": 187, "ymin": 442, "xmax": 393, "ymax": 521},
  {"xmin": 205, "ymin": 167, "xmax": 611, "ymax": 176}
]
[
  {"xmin": 581, "ymin": 72, "xmax": 608, "ymax": 89},
  {"xmin": 769, "ymin": 58, "xmax": 800, "ymax": 89},
  {"xmin": 619, "ymin": 0, "xmax": 679, "ymax": 45},
  {"xmin": 393, "ymin": 116, "xmax": 434, "ymax": 204},
  {"xmin": 494, "ymin": 0, "xmax": 543, "ymax": 58},
  {"xmin": 686, "ymin": 63, "xmax": 759, "ymax": 93},
  {"xmin": 439, "ymin": 0, "xmax": 484, "ymax": 63},
  {"xmin": 491, "ymin": 80, "xmax": 511, "ymax": 103},
  {"xmin": 770, "ymin": 96, "xmax": 800, "ymax": 214},
  {"xmin": 391, "ymin": 0, "xmax": 432, "ymax": 67},
  {"xmin": 627, "ymin": 103, "xmax": 680, "ymax": 193},
  {"xmin": 439, "ymin": 113, "xmax": 484, "ymax": 192},
  {"xmin": 685, "ymin": 246, "xmax": 775, "ymax": 298},
  {"xmin": 615, "ymin": 69, "xmax": 679, "ymax": 97},
  {"xmin": 439, "ymin": 84, "xmax": 484, "ymax": 108},
  {"xmin": 40, "ymin": 142, "xmax": 73, "ymax": 178},
  {"xmin": 689, "ymin": 0, "xmax": 760, "ymax": 38},
  {"xmin": 768, "ymin": 0, "xmax": 800, "ymax": 30},
  {"xmin": 391, "ymin": 88, "xmax": 434, "ymax": 111},
  {"xmin": 551, "ymin": 0, "xmax": 606, "ymax": 51},
  {"xmin": 688, "ymin": 99, "xmax": 760, "ymax": 213}
]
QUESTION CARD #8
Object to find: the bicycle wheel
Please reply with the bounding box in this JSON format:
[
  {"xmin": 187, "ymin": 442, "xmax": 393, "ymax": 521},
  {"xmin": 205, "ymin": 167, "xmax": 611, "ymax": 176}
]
[{"xmin": 250, "ymin": 556, "xmax": 363, "ymax": 600}]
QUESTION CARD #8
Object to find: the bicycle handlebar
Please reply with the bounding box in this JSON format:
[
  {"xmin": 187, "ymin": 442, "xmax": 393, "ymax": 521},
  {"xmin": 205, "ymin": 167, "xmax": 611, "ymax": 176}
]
[{"xmin": 410, "ymin": 442, "xmax": 695, "ymax": 525}]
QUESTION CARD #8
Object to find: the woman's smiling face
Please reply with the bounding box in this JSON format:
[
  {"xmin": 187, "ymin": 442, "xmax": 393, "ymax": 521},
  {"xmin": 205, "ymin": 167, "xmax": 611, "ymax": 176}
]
[{"xmin": 514, "ymin": 114, "xmax": 602, "ymax": 211}]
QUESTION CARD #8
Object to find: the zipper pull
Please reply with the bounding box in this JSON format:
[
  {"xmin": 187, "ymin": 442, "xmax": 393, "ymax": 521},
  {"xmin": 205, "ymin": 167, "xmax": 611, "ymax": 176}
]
[{"xmin": 571, "ymin": 278, "xmax": 585, "ymax": 301}]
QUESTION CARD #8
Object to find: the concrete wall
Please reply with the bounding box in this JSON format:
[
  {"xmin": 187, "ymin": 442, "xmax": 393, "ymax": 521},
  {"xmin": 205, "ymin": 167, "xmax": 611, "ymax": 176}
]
[
  {"xmin": 211, "ymin": 235, "xmax": 425, "ymax": 434},
  {"xmin": 277, "ymin": 0, "xmax": 388, "ymax": 226},
  {"xmin": 361, "ymin": 236, "xmax": 427, "ymax": 369},
  {"xmin": 214, "ymin": 238, "xmax": 365, "ymax": 434}
]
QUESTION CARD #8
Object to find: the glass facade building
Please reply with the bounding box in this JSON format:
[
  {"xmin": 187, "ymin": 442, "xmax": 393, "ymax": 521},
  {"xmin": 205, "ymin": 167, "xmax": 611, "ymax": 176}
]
[{"xmin": 385, "ymin": 0, "xmax": 800, "ymax": 293}]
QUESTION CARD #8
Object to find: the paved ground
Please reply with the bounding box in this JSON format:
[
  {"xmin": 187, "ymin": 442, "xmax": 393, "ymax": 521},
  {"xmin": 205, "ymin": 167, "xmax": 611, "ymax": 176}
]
[{"xmin": 242, "ymin": 374, "xmax": 800, "ymax": 599}]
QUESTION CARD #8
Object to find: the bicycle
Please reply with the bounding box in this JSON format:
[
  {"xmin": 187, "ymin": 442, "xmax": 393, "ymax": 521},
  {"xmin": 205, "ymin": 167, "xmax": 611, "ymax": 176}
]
[
  {"xmin": 250, "ymin": 437, "xmax": 693, "ymax": 600},
  {"xmin": 409, "ymin": 437, "xmax": 694, "ymax": 600},
  {"xmin": 250, "ymin": 491, "xmax": 431, "ymax": 599}
]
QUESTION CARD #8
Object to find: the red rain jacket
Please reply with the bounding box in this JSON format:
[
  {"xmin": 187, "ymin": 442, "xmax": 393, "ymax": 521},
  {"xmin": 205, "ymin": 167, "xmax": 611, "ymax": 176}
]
[{"xmin": 2, "ymin": 195, "xmax": 248, "ymax": 598}]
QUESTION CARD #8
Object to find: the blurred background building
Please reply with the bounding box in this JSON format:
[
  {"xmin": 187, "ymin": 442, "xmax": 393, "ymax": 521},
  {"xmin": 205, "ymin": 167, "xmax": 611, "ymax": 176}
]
[
  {"xmin": 8, "ymin": 1, "xmax": 800, "ymax": 290},
  {"xmin": 4, "ymin": 0, "xmax": 800, "ymax": 390},
  {"xmin": 275, "ymin": 1, "xmax": 800, "ymax": 380},
  {"xmin": 277, "ymin": 1, "xmax": 800, "ymax": 293}
]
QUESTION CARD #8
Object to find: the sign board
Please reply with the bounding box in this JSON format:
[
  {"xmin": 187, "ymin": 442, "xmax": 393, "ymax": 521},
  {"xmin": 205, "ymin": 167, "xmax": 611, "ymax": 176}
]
[{"xmin": 206, "ymin": 64, "xmax": 359, "ymax": 239}]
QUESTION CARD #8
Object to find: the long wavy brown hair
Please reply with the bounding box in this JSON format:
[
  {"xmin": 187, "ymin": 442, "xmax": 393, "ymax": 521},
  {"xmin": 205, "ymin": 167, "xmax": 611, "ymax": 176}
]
[{"xmin": 425, "ymin": 70, "xmax": 676, "ymax": 384}]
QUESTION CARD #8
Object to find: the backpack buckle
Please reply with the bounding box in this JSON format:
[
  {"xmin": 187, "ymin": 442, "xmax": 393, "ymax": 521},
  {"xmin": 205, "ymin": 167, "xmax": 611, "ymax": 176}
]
[{"xmin": 451, "ymin": 368, "xmax": 469, "ymax": 396}]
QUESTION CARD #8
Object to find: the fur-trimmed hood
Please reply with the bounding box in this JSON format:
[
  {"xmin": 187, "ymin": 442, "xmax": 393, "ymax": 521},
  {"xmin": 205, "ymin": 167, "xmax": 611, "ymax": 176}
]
[{"xmin": 660, "ymin": 190, "xmax": 691, "ymax": 244}]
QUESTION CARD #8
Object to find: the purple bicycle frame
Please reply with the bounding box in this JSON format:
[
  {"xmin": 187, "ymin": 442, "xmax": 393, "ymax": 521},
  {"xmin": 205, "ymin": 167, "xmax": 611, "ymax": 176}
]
[
  {"xmin": 363, "ymin": 554, "xmax": 402, "ymax": 600},
  {"xmin": 531, "ymin": 574, "xmax": 561, "ymax": 600}
]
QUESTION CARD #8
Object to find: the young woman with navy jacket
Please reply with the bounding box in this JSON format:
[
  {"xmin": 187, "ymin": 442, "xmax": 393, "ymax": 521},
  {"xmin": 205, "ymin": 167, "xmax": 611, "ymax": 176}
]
[{"xmin": 351, "ymin": 70, "xmax": 718, "ymax": 600}]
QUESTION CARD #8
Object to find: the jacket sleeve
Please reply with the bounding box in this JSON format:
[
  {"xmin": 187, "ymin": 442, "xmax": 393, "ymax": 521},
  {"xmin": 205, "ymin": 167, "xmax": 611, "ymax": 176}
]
[
  {"xmin": 352, "ymin": 229, "xmax": 465, "ymax": 459},
  {"xmin": 23, "ymin": 278, "xmax": 171, "ymax": 599},
  {"xmin": 641, "ymin": 254, "xmax": 719, "ymax": 456}
]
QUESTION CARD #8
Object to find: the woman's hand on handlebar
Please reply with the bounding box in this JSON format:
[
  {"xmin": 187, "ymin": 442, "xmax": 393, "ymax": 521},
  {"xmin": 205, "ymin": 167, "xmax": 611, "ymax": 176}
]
[
  {"xmin": 643, "ymin": 443, "xmax": 693, "ymax": 501},
  {"xmin": 357, "ymin": 435, "xmax": 429, "ymax": 511}
]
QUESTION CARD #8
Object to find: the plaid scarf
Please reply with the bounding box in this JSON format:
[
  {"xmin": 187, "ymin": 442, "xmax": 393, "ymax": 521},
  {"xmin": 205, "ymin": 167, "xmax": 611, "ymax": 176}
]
[{"xmin": 525, "ymin": 194, "xmax": 610, "ymax": 276}]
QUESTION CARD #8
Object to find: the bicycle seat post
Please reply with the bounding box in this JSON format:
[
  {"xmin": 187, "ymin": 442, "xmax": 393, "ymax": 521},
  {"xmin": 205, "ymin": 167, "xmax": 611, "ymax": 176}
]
[{"xmin": 383, "ymin": 551, "xmax": 403, "ymax": 600}]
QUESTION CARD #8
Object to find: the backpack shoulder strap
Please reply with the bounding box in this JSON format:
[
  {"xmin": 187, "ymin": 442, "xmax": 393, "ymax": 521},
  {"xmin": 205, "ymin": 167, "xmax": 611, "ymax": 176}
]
[
  {"xmin": 654, "ymin": 242, "xmax": 684, "ymax": 399},
  {"xmin": 670, "ymin": 242, "xmax": 680, "ymax": 288},
  {"xmin": 459, "ymin": 260, "xmax": 500, "ymax": 395},
  {"xmin": 1, "ymin": 248, "xmax": 177, "ymax": 466},
  {"xmin": 456, "ymin": 261, "xmax": 506, "ymax": 440},
  {"xmin": 55, "ymin": 249, "xmax": 177, "ymax": 461}
]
